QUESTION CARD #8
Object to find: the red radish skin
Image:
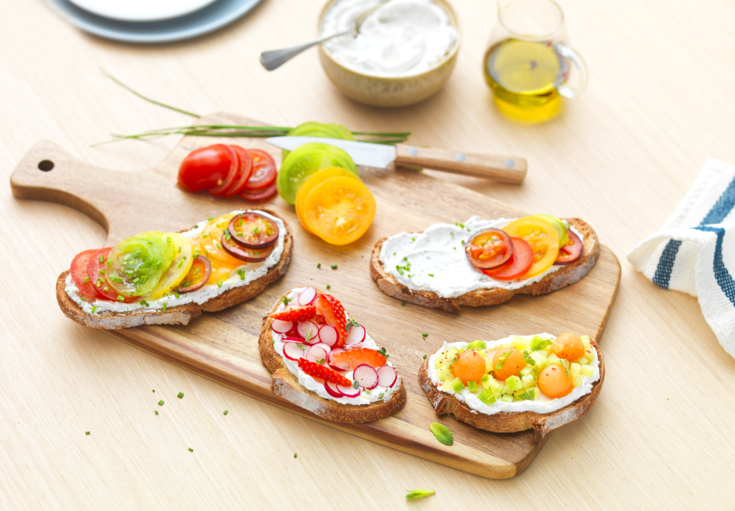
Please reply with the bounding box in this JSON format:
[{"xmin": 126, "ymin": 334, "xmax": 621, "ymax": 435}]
[
  {"xmin": 297, "ymin": 321, "xmax": 320, "ymax": 342},
  {"xmin": 298, "ymin": 287, "xmax": 317, "ymax": 306},
  {"xmin": 345, "ymin": 325, "xmax": 366, "ymax": 346},
  {"xmin": 281, "ymin": 336, "xmax": 304, "ymax": 342},
  {"xmin": 271, "ymin": 319, "xmax": 294, "ymax": 334},
  {"xmin": 312, "ymin": 343, "xmax": 332, "ymax": 355},
  {"xmin": 305, "ymin": 346, "xmax": 329, "ymax": 364},
  {"xmin": 376, "ymin": 366, "xmax": 398, "ymax": 388},
  {"xmin": 354, "ymin": 364, "xmax": 379, "ymax": 390},
  {"xmin": 282, "ymin": 342, "xmax": 305, "ymax": 362},
  {"xmin": 324, "ymin": 381, "xmax": 344, "ymax": 398},
  {"xmin": 337, "ymin": 383, "xmax": 360, "ymax": 398},
  {"xmin": 318, "ymin": 325, "xmax": 339, "ymax": 347}
]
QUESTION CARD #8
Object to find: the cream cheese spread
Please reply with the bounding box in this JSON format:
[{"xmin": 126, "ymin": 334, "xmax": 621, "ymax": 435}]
[
  {"xmin": 428, "ymin": 334, "xmax": 600, "ymax": 415},
  {"xmin": 320, "ymin": 0, "xmax": 457, "ymax": 77},
  {"xmin": 379, "ymin": 216, "xmax": 583, "ymax": 299},
  {"xmin": 65, "ymin": 210, "xmax": 285, "ymax": 315},
  {"xmin": 271, "ymin": 288, "xmax": 400, "ymax": 406}
]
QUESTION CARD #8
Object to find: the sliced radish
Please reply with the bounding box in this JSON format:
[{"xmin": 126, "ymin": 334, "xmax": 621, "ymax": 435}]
[
  {"xmin": 298, "ymin": 287, "xmax": 317, "ymax": 306},
  {"xmin": 354, "ymin": 364, "xmax": 379, "ymax": 390},
  {"xmin": 312, "ymin": 343, "xmax": 332, "ymax": 355},
  {"xmin": 283, "ymin": 342, "xmax": 305, "ymax": 362},
  {"xmin": 305, "ymin": 345, "xmax": 329, "ymax": 364},
  {"xmin": 297, "ymin": 321, "xmax": 319, "ymax": 343},
  {"xmin": 345, "ymin": 325, "xmax": 366, "ymax": 345},
  {"xmin": 318, "ymin": 325, "xmax": 339, "ymax": 347},
  {"xmin": 271, "ymin": 319, "xmax": 293, "ymax": 334},
  {"xmin": 376, "ymin": 366, "xmax": 398, "ymax": 388},
  {"xmin": 324, "ymin": 381, "xmax": 343, "ymax": 398},
  {"xmin": 337, "ymin": 383, "xmax": 360, "ymax": 398},
  {"xmin": 282, "ymin": 336, "xmax": 305, "ymax": 343}
]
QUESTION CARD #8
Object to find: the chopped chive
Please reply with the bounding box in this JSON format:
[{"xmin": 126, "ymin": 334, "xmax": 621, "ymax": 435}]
[
  {"xmin": 294, "ymin": 453, "xmax": 297, "ymax": 458},
  {"xmin": 177, "ymin": 392, "xmax": 184, "ymax": 399},
  {"xmin": 154, "ymin": 410, "xmax": 159, "ymax": 415},
  {"xmin": 158, "ymin": 400, "xmax": 164, "ymax": 406},
  {"xmin": 207, "ymin": 217, "xmax": 213, "ymax": 221},
  {"xmin": 178, "ymin": 246, "xmax": 182, "ymax": 253},
  {"xmin": 109, "ymin": 275, "xmax": 123, "ymax": 282},
  {"xmin": 423, "ymin": 354, "xmax": 428, "ymax": 359},
  {"xmin": 173, "ymin": 291, "xmax": 180, "ymax": 299},
  {"xmin": 326, "ymin": 285, "xmax": 331, "ymax": 290},
  {"xmin": 152, "ymin": 389, "xmax": 155, "ymax": 392},
  {"xmin": 99, "ymin": 255, "xmax": 104, "ymax": 263},
  {"xmin": 177, "ymin": 260, "xmax": 184, "ymax": 268},
  {"xmin": 217, "ymin": 280, "xmax": 223, "ymax": 288},
  {"xmin": 422, "ymin": 332, "xmax": 428, "ymax": 338},
  {"xmin": 317, "ymin": 263, "xmax": 321, "ymax": 268},
  {"xmin": 223, "ymin": 410, "xmax": 228, "ymax": 416},
  {"xmin": 131, "ymin": 250, "xmax": 141, "ymax": 258},
  {"xmin": 117, "ymin": 295, "xmax": 124, "ymax": 302},
  {"xmin": 85, "ymin": 431, "xmax": 90, "ymax": 435},
  {"xmin": 428, "ymin": 274, "xmax": 434, "ymax": 277},
  {"xmin": 91, "ymin": 305, "xmax": 97, "ymax": 314},
  {"xmin": 331, "ymin": 264, "xmax": 337, "ymax": 270},
  {"xmin": 188, "ymin": 448, "xmax": 193, "ymax": 452},
  {"xmin": 401, "ymin": 301, "xmax": 406, "ymax": 306},
  {"xmin": 216, "ymin": 243, "xmax": 222, "ymax": 249},
  {"xmin": 162, "ymin": 303, "xmax": 167, "ymax": 313},
  {"xmin": 80, "ymin": 297, "xmax": 86, "ymax": 302},
  {"xmin": 104, "ymin": 286, "xmax": 109, "ymax": 291},
  {"xmin": 84, "ymin": 276, "xmax": 90, "ymax": 284}
]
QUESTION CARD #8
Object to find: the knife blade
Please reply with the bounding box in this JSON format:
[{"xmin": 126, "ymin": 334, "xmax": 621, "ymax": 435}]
[{"xmin": 265, "ymin": 136, "xmax": 527, "ymax": 183}]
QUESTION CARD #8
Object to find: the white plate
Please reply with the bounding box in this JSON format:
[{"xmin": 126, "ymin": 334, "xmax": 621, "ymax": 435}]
[{"xmin": 66, "ymin": 0, "xmax": 219, "ymax": 22}]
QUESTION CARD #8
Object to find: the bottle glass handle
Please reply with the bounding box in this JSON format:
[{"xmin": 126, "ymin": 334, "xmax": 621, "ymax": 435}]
[{"xmin": 555, "ymin": 43, "xmax": 588, "ymax": 99}]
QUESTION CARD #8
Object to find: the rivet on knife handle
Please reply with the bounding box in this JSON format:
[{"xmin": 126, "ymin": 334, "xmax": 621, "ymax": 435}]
[{"xmin": 394, "ymin": 143, "xmax": 527, "ymax": 184}]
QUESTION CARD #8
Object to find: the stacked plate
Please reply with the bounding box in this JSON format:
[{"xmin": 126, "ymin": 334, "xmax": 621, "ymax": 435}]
[{"xmin": 45, "ymin": 0, "xmax": 263, "ymax": 43}]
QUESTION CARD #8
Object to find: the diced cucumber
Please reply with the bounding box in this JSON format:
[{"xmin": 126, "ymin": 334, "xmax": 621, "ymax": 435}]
[
  {"xmin": 577, "ymin": 356, "xmax": 589, "ymax": 365},
  {"xmin": 502, "ymin": 384, "xmax": 512, "ymax": 395},
  {"xmin": 467, "ymin": 340, "xmax": 486, "ymax": 350},
  {"xmin": 520, "ymin": 366, "xmax": 533, "ymax": 377},
  {"xmin": 533, "ymin": 386, "xmax": 541, "ymax": 400},
  {"xmin": 581, "ymin": 365, "xmax": 594, "ymax": 378},
  {"xmin": 501, "ymin": 395, "xmax": 514, "ymax": 403},
  {"xmin": 506, "ymin": 375, "xmax": 522, "ymax": 391},
  {"xmin": 572, "ymin": 374, "xmax": 582, "ymax": 387},
  {"xmin": 522, "ymin": 374, "xmax": 535, "ymax": 388},
  {"xmin": 548, "ymin": 353, "xmax": 560, "ymax": 364},
  {"xmin": 451, "ymin": 377, "xmax": 466, "ymax": 393},
  {"xmin": 571, "ymin": 363, "xmax": 582, "ymax": 375},
  {"xmin": 478, "ymin": 350, "xmax": 487, "ymax": 358},
  {"xmin": 510, "ymin": 336, "xmax": 526, "ymax": 349},
  {"xmin": 485, "ymin": 358, "xmax": 494, "ymax": 373},
  {"xmin": 437, "ymin": 367, "xmax": 452, "ymax": 383},
  {"xmin": 478, "ymin": 389, "xmax": 496, "ymax": 405},
  {"xmin": 537, "ymin": 350, "xmax": 549, "ymax": 358},
  {"xmin": 441, "ymin": 380, "xmax": 454, "ymax": 392},
  {"xmin": 481, "ymin": 374, "xmax": 491, "ymax": 389},
  {"xmin": 530, "ymin": 352, "xmax": 547, "ymax": 366},
  {"xmin": 467, "ymin": 381, "xmax": 479, "ymax": 393},
  {"xmin": 581, "ymin": 335, "xmax": 591, "ymax": 347}
]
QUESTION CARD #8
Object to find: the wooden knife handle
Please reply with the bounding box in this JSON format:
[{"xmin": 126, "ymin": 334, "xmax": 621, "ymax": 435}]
[{"xmin": 394, "ymin": 144, "xmax": 527, "ymax": 184}]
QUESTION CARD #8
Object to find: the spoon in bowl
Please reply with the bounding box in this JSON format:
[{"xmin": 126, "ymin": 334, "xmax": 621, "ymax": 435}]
[{"xmin": 259, "ymin": 0, "xmax": 387, "ymax": 71}]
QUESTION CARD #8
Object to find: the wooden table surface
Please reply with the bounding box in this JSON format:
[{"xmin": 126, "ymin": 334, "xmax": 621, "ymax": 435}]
[{"xmin": 2, "ymin": 0, "xmax": 734, "ymax": 509}]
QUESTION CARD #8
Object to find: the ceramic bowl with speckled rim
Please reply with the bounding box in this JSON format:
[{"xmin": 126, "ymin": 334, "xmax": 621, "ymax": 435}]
[{"xmin": 317, "ymin": 0, "xmax": 461, "ymax": 108}]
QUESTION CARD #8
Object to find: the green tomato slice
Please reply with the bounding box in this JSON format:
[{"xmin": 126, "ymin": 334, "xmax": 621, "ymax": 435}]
[
  {"xmin": 106, "ymin": 236, "xmax": 166, "ymax": 296},
  {"xmin": 149, "ymin": 233, "xmax": 194, "ymax": 299},
  {"xmin": 276, "ymin": 142, "xmax": 358, "ymax": 204},
  {"xmin": 533, "ymin": 214, "xmax": 569, "ymax": 247},
  {"xmin": 284, "ymin": 122, "xmax": 355, "ymax": 159},
  {"xmin": 138, "ymin": 231, "xmax": 176, "ymax": 272}
]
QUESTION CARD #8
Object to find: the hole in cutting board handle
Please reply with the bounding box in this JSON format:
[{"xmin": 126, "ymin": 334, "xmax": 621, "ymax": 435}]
[{"xmin": 38, "ymin": 160, "xmax": 54, "ymax": 172}]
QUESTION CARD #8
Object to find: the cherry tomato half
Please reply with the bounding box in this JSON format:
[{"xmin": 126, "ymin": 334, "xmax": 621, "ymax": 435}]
[
  {"xmin": 482, "ymin": 237, "xmax": 533, "ymax": 280},
  {"xmin": 86, "ymin": 248, "xmax": 136, "ymax": 302},
  {"xmin": 242, "ymin": 149, "xmax": 277, "ymax": 190},
  {"xmin": 239, "ymin": 181, "xmax": 277, "ymax": 202},
  {"xmin": 221, "ymin": 146, "xmax": 253, "ymax": 197},
  {"xmin": 555, "ymin": 230, "xmax": 583, "ymax": 265},
  {"xmin": 465, "ymin": 228, "xmax": 514, "ymax": 270},
  {"xmin": 70, "ymin": 249, "xmax": 105, "ymax": 301},
  {"xmin": 178, "ymin": 144, "xmax": 238, "ymax": 193}
]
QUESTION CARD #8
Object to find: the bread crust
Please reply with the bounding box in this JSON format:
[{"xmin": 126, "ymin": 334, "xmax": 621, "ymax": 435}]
[
  {"xmin": 370, "ymin": 218, "xmax": 600, "ymax": 313},
  {"xmin": 258, "ymin": 290, "xmax": 407, "ymax": 423},
  {"xmin": 56, "ymin": 209, "xmax": 293, "ymax": 330},
  {"xmin": 419, "ymin": 341, "xmax": 605, "ymax": 442}
]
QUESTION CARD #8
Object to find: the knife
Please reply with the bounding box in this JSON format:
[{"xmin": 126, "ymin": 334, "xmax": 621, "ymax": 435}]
[{"xmin": 265, "ymin": 136, "xmax": 527, "ymax": 184}]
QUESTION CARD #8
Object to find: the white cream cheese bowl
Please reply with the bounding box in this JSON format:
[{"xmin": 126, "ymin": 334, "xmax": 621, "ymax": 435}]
[{"xmin": 318, "ymin": 0, "xmax": 461, "ymax": 107}]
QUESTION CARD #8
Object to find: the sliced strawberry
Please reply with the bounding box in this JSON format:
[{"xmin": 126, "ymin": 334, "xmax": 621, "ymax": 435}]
[
  {"xmin": 298, "ymin": 358, "xmax": 351, "ymax": 387},
  {"xmin": 269, "ymin": 305, "xmax": 317, "ymax": 323},
  {"xmin": 315, "ymin": 294, "xmax": 347, "ymax": 347},
  {"xmin": 329, "ymin": 347, "xmax": 387, "ymax": 372}
]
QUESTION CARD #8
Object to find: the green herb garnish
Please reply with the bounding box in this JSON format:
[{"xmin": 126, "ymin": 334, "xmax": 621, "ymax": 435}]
[
  {"xmin": 281, "ymin": 296, "xmax": 291, "ymax": 306},
  {"xmin": 422, "ymin": 332, "xmax": 428, "ymax": 339},
  {"xmin": 401, "ymin": 301, "xmax": 406, "ymax": 306},
  {"xmin": 522, "ymin": 351, "xmax": 536, "ymax": 366},
  {"xmin": 406, "ymin": 490, "xmax": 435, "ymax": 500},
  {"xmin": 353, "ymin": 380, "xmax": 359, "ymax": 389},
  {"xmin": 85, "ymin": 431, "xmax": 90, "ymax": 435},
  {"xmin": 467, "ymin": 340, "xmax": 486, "ymax": 350},
  {"xmin": 495, "ymin": 350, "xmax": 512, "ymax": 370},
  {"xmin": 429, "ymin": 423, "xmax": 454, "ymax": 446},
  {"xmin": 177, "ymin": 392, "xmax": 184, "ymax": 399},
  {"xmin": 188, "ymin": 448, "xmax": 193, "ymax": 452},
  {"xmin": 326, "ymin": 284, "xmax": 331, "ymax": 290},
  {"xmin": 518, "ymin": 390, "xmax": 535, "ymax": 401},
  {"xmin": 331, "ymin": 264, "xmax": 337, "ymax": 270},
  {"xmin": 223, "ymin": 410, "xmax": 228, "ymax": 415},
  {"xmin": 162, "ymin": 303, "xmax": 167, "ymax": 313},
  {"xmin": 158, "ymin": 400, "xmax": 164, "ymax": 406},
  {"xmin": 317, "ymin": 263, "xmax": 321, "ymax": 268}
]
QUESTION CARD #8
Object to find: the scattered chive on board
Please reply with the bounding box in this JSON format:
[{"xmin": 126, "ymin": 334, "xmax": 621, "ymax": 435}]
[
  {"xmin": 430, "ymin": 422, "xmax": 454, "ymax": 446},
  {"xmin": 405, "ymin": 490, "xmax": 435, "ymax": 500}
]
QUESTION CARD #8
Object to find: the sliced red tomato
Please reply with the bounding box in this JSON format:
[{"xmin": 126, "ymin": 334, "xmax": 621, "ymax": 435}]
[
  {"xmin": 221, "ymin": 146, "xmax": 253, "ymax": 197},
  {"xmin": 555, "ymin": 230, "xmax": 583, "ymax": 265},
  {"xmin": 482, "ymin": 237, "xmax": 533, "ymax": 280},
  {"xmin": 239, "ymin": 181, "xmax": 278, "ymax": 202},
  {"xmin": 177, "ymin": 144, "xmax": 238, "ymax": 193},
  {"xmin": 465, "ymin": 228, "xmax": 514, "ymax": 269},
  {"xmin": 70, "ymin": 249, "xmax": 105, "ymax": 301},
  {"xmin": 86, "ymin": 248, "xmax": 136, "ymax": 303},
  {"xmin": 242, "ymin": 149, "xmax": 277, "ymax": 190},
  {"xmin": 208, "ymin": 145, "xmax": 240, "ymax": 195}
]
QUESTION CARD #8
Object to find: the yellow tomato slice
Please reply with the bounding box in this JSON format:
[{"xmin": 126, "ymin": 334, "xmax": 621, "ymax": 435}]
[
  {"xmin": 502, "ymin": 216, "xmax": 559, "ymax": 278},
  {"xmin": 200, "ymin": 214, "xmax": 247, "ymax": 267},
  {"xmin": 149, "ymin": 233, "xmax": 194, "ymax": 299},
  {"xmin": 296, "ymin": 167, "xmax": 359, "ymax": 235},
  {"xmin": 207, "ymin": 264, "xmax": 238, "ymax": 287},
  {"xmin": 302, "ymin": 176, "xmax": 376, "ymax": 246}
]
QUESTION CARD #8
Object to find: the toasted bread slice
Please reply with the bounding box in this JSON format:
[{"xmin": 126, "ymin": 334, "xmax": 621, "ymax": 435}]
[
  {"xmin": 370, "ymin": 217, "xmax": 600, "ymax": 313},
  {"xmin": 419, "ymin": 341, "xmax": 605, "ymax": 442},
  {"xmin": 258, "ymin": 291, "xmax": 407, "ymax": 423},
  {"xmin": 56, "ymin": 209, "xmax": 293, "ymax": 330}
]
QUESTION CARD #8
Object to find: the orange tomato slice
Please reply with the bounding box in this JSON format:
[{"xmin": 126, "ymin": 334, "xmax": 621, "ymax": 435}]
[
  {"xmin": 302, "ymin": 176, "xmax": 376, "ymax": 245},
  {"xmin": 502, "ymin": 216, "xmax": 559, "ymax": 278},
  {"xmin": 296, "ymin": 167, "xmax": 359, "ymax": 235},
  {"xmin": 200, "ymin": 214, "xmax": 246, "ymax": 267}
]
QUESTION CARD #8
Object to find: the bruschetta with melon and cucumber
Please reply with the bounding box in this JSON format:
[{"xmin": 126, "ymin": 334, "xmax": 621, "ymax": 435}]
[
  {"xmin": 57, "ymin": 210, "xmax": 292, "ymax": 329},
  {"xmin": 419, "ymin": 332, "xmax": 605, "ymax": 441},
  {"xmin": 258, "ymin": 287, "xmax": 407, "ymax": 423},
  {"xmin": 370, "ymin": 214, "xmax": 599, "ymax": 312}
]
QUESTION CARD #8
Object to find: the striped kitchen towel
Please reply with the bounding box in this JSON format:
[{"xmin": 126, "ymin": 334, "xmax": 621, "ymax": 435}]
[{"xmin": 627, "ymin": 159, "xmax": 735, "ymax": 357}]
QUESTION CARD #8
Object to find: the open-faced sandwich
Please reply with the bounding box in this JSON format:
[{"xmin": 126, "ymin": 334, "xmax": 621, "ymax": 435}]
[
  {"xmin": 371, "ymin": 215, "xmax": 599, "ymax": 312},
  {"xmin": 58, "ymin": 210, "xmax": 292, "ymax": 329},
  {"xmin": 419, "ymin": 332, "xmax": 604, "ymax": 441},
  {"xmin": 259, "ymin": 287, "xmax": 406, "ymax": 423}
]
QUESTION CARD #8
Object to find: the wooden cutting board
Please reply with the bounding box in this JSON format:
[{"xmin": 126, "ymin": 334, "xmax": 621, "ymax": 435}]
[{"xmin": 10, "ymin": 113, "xmax": 620, "ymax": 479}]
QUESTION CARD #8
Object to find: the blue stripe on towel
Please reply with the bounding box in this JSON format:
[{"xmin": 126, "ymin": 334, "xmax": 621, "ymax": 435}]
[
  {"xmin": 652, "ymin": 173, "xmax": 735, "ymax": 289},
  {"xmin": 695, "ymin": 226, "xmax": 735, "ymax": 305}
]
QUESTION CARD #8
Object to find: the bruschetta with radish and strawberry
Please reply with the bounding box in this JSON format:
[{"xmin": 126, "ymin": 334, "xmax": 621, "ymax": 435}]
[
  {"xmin": 258, "ymin": 287, "xmax": 406, "ymax": 423},
  {"xmin": 370, "ymin": 215, "xmax": 599, "ymax": 313}
]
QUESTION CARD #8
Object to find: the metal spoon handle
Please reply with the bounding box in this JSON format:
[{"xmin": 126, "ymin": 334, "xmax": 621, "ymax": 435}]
[{"xmin": 260, "ymin": 31, "xmax": 353, "ymax": 71}]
